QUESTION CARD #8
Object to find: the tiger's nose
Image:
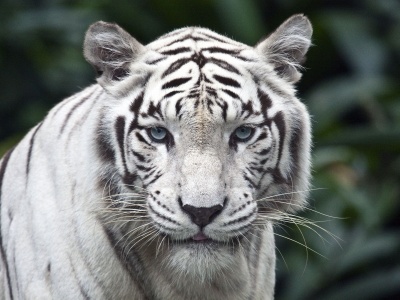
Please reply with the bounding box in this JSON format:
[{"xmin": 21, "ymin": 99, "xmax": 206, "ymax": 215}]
[{"xmin": 181, "ymin": 204, "xmax": 223, "ymax": 228}]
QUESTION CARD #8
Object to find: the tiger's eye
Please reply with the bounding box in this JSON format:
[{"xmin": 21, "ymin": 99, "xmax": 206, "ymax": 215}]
[
  {"xmin": 234, "ymin": 126, "xmax": 253, "ymax": 141},
  {"xmin": 150, "ymin": 127, "xmax": 167, "ymax": 141}
]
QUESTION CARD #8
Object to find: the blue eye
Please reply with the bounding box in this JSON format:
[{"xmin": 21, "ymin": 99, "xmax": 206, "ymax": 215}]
[
  {"xmin": 234, "ymin": 126, "xmax": 253, "ymax": 141},
  {"xmin": 149, "ymin": 127, "xmax": 167, "ymax": 141}
]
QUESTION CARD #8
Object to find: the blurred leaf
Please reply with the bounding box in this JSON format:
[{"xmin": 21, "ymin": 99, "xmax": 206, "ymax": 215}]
[
  {"xmin": 307, "ymin": 76, "xmax": 394, "ymax": 134},
  {"xmin": 333, "ymin": 230, "xmax": 400, "ymax": 276},
  {"xmin": 318, "ymin": 127, "xmax": 400, "ymax": 148},
  {"xmin": 320, "ymin": 267, "xmax": 400, "ymax": 300},
  {"xmin": 321, "ymin": 11, "xmax": 387, "ymax": 76},
  {"xmin": 6, "ymin": 7, "xmax": 100, "ymax": 46},
  {"xmin": 213, "ymin": 0, "xmax": 265, "ymax": 44}
]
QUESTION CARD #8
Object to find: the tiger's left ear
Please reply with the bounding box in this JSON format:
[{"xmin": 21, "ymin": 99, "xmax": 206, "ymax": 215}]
[
  {"xmin": 256, "ymin": 14, "xmax": 312, "ymax": 83},
  {"xmin": 83, "ymin": 21, "xmax": 144, "ymax": 86}
]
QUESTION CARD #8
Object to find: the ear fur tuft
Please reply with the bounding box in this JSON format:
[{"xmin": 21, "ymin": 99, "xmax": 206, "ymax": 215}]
[
  {"xmin": 83, "ymin": 21, "xmax": 144, "ymax": 85},
  {"xmin": 256, "ymin": 14, "xmax": 313, "ymax": 83}
]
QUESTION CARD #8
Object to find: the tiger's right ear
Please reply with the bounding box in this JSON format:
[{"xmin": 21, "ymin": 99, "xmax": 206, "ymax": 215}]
[{"xmin": 83, "ymin": 21, "xmax": 144, "ymax": 85}]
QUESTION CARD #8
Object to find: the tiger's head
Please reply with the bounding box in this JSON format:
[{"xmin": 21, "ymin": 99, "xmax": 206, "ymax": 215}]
[{"xmin": 84, "ymin": 15, "xmax": 312, "ymax": 280}]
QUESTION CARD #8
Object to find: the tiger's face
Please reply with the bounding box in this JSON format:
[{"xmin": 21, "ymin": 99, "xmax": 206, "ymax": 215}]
[
  {"xmin": 128, "ymin": 49, "xmax": 267, "ymax": 244},
  {"xmin": 85, "ymin": 17, "xmax": 312, "ymax": 277}
]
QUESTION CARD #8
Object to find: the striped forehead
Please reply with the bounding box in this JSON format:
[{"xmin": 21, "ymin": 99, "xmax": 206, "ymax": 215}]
[
  {"xmin": 141, "ymin": 27, "xmax": 263, "ymax": 124},
  {"xmin": 148, "ymin": 27, "xmax": 246, "ymax": 51}
]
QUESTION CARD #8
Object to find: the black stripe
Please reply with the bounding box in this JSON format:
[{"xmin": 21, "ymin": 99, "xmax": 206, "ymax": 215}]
[
  {"xmin": 0, "ymin": 147, "xmax": 15, "ymax": 300},
  {"xmin": 135, "ymin": 132, "xmax": 154, "ymax": 148},
  {"xmin": 131, "ymin": 150, "xmax": 146, "ymax": 163},
  {"xmin": 213, "ymin": 75, "xmax": 240, "ymax": 88},
  {"xmin": 208, "ymin": 58, "xmax": 241, "ymax": 74},
  {"xmin": 161, "ymin": 34, "xmax": 192, "ymax": 48},
  {"xmin": 175, "ymin": 99, "xmax": 183, "ymax": 115},
  {"xmin": 258, "ymin": 89, "xmax": 273, "ymax": 113},
  {"xmin": 221, "ymin": 101, "xmax": 228, "ymax": 121},
  {"xmin": 26, "ymin": 122, "xmax": 43, "ymax": 176},
  {"xmin": 147, "ymin": 101, "xmax": 163, "ymax": 120},
  {"xmin": 148, "ymin": 202, "xmax": 178, "ymax": 225},
  {"xmin": 243, "ymin": 173, "xmax": 257, "ymax": 189},
  {"xmin": 162, "ymin": 58, "xmax": 191, "ymax": 78},
  {"xmin": 257, "ymin": 148, "xmax": 271, "ymax": 156},
  {"xmin": 241, "ymin": 101, "xmax": 254, "ymax": 117},
  {"xmin": 130, "ymin": 92, "xmax": 145, "ymax": 114},
  {"xmin": 205, "ymin": 87, "xmax": 217, "ymax": 98},
  {"xmin": 206, "ymin": 98, "xmax": 213, "ymax": 114},
  {"xmin": 245, "ymin": 167, "xmax": 256, "ymax": 177},
  {"xmin": 202, "ymin": 46, "xmax": 239, "ymax": 55},
  {"xmin": 151, "ymin": 220, "xmax": 177, "ymax": 234},
  {"xmin": 123, "ymin": 172, "xmax": 138, "ymax": 186},
  {"xmin": 248, "ymin": 132, "xmax": 268, "ymax": 148},
  {"xmin": 59, "ymin": 89, "xmax": 97, "ymax": 136},
  {"xmin": 273, "ymin": 112, "xmax": 286, "ymax": 167},
  {"xmin": 223, "ymin": 208, "xmax": 256, "ymax": 226},
  {"xmin": 115, "ymin": 117, "xmax": 128, "ymax": 175},
  {"xmin": 145, "ymin": 57, "xmax": 167, "ymax": 65},
  {"xmin": 51, "ymin": 94, "xmax": 79, "ymax": 120},
  {"xmin": 272, "ymin": 169, "xmax": 288, "ymax": 184},
  {"xmin": 188, "ymin": 89, "xmax": 200, "ymax": 98},
  {"xmin": 145, "ymin": 172, "xmax": 162, "ymax": 186},
  {"xmin": 248, "ymin": 165, "xmax": 265, "ymax": 174},
  {"xmin": 203, "ymin": 74, "xmax": 212, "ymax": 84},
  {"xmin": 221, "ymin": 89, "xmax": 240, "ymax": 100},
  {"xmin": 162, "ymin": 77, "xmax": 191, "ymax": 89},
  {"xmin": 136, "ymin": 164, "xmax": 155, "ymax": 172},
  {"xmin": 160, "ymin": 47, "xmax": 191, "ymax": 56},
  {"xmin": 141, "ymin": 167, "xmax": 158, "ymax": 181}
]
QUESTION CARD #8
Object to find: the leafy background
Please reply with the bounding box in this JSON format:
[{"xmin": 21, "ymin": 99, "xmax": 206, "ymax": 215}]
[{"xmin": 1, "ymin": 0, "xmax": 399, "ymax": 299}]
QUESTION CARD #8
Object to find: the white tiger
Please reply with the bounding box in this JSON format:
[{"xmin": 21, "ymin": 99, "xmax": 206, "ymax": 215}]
[{"xmin": 0, "ymin": 14, "xmax": 312, "ymax": 300}]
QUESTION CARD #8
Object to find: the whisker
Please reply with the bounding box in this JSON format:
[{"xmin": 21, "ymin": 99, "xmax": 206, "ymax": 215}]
[
  {"xmin": 258, "ymin": 199, "xmax": 343, "ymax": 220},
  {"xmin": 257, "ymin": 208, "xmax": 342, "ymax": 245},
  {"xmin": 255, "ymin": 187, "xmax": 327, "ymax": 202},
  {"xmin": 273, "ymin": 232, "xmax": 326, "ymax": 258},
  {"xmin": 124, "ymin": 227, "xmax": 158, "ymax": 258}
]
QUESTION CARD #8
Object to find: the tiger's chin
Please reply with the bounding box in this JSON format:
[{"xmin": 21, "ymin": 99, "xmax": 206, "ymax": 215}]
[{"xmin": 162, "ymin": 235, "xmax": 243, "ymax": 283}]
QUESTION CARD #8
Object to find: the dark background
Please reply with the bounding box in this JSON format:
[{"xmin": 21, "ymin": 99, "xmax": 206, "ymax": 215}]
[{"xmin": 1, "ymin": 0, "xmax": 400, "ymax": 299}]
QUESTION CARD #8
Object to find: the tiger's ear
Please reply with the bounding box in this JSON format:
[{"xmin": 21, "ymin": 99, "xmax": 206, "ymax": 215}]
[
  {"xmin": 256, "ymin": 14, "xmax": 312, "ymax": 83},
  {"xmin": 83, "ymin": 21, "xmax": 144, "ymax": 85}
]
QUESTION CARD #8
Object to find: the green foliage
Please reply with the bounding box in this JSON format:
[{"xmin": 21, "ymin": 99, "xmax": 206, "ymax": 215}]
[{"xmin": 1, "ymin": 0, "xmax": 399, "ymax": 298}]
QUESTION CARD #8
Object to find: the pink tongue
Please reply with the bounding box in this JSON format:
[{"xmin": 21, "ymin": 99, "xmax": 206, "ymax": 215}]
[{"xmin": 192, "ymin": 232, "xmax": 209, "ymax": 241}]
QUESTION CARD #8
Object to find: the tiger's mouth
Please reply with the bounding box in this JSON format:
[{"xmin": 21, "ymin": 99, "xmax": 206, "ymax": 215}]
[
  {"xmin": 173, "ymin": 232, "xmax": 219, "ymax": 245},
  {"xmin": 168, "ymin": 231, "xmax": 243, "ymax": 248},
  {"xmin": 191, "ymin": 232, "xmax": 210, "ymax": 242}
]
